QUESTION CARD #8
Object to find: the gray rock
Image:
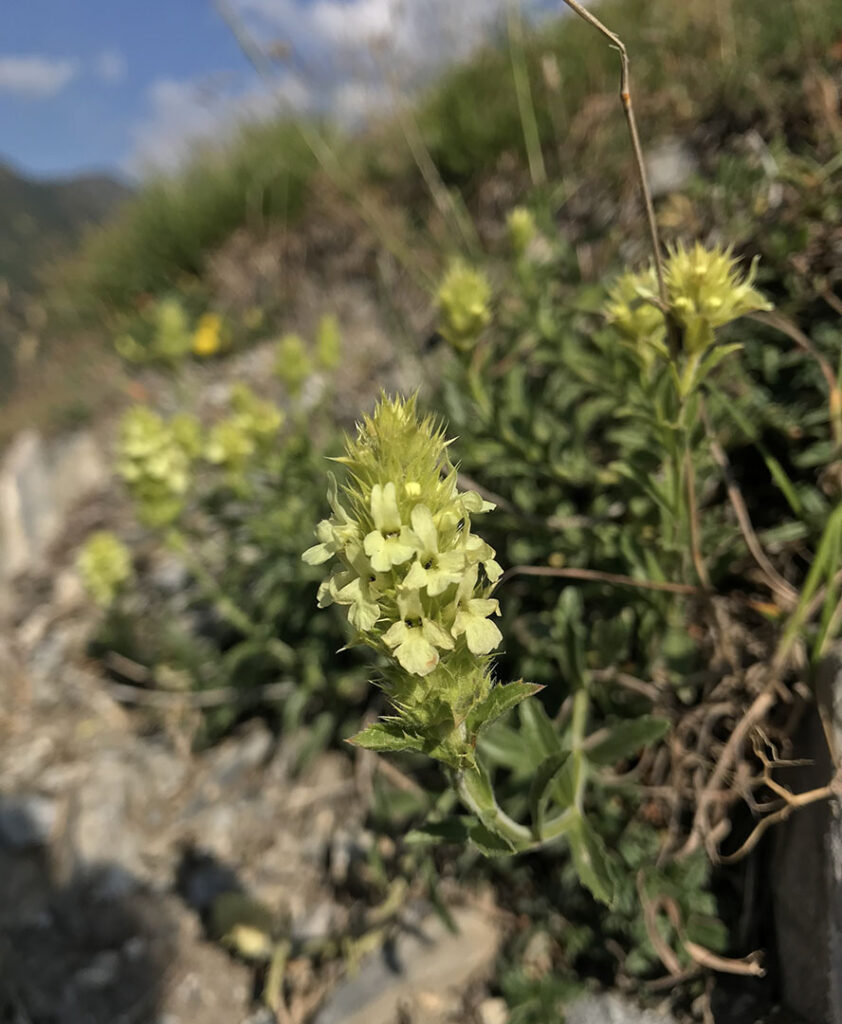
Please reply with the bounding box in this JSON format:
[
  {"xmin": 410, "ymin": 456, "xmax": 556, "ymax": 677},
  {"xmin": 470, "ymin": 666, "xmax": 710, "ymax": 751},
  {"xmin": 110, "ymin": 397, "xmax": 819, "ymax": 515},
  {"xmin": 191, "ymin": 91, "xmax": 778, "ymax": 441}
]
[
  {"xmin": 0, "ymin": 794, "xmax": 58, "ymax": 848},
  {"xmin": 148, "ymin": 552, "xmax": 190, "ymax": 595},
  {"xmin": 564, "ymin": 993, "xmax": 677, "ymax": 1024},
  {"xmin": 291, "ymin": 898, "xmax": 339, "ymax": 942},
  {"xmin": 313, "ymin": 905, "xmax": 500, "ymax": 1024},
  {"xmin": 645, "ymin": 138, "xmax": 697, "ymax": 198},
  {"xmin": 203, "ymin": 721, "xmax": 275, "ymax": 790},
  {"xmin": 240, "ymin": 1010, "xmax": 277, "ymax": 1024},
  {"xmin": 0, "ymin": 428, "xmax": 106, "ymax": 586}
]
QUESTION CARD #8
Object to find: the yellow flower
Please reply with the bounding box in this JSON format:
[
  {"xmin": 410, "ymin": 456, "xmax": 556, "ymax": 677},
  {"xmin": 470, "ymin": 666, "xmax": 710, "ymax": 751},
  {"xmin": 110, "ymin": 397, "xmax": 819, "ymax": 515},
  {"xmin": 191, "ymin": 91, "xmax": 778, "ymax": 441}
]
[
  {"xmin": 451, "ymin": 568, "xmax": 502, "ymax": 655},
  {"xmin": 402, "ymin": 504, "xmax": 466, "ymax": 597},
  {"xmin": 192, "ymin": 313, "xmax": 223, "ymax": 357},
  {"xmin": 363, "ymin": 482, "xmax": 416, "ymax": 572},
  {"xmin": 382, "ymin": 590, "xmax": 454, "ymax": 677},
  {"xmin": 605, "ymin": 267, "xmax": 667, "ymax": 357}
]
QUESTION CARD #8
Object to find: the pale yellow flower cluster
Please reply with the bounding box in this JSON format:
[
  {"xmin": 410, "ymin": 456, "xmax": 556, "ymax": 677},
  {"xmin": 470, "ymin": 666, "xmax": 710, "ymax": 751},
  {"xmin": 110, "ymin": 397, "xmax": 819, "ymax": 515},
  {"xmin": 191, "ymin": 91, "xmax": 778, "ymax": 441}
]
[
  {"xmin": 606, "ymin": 242, "xmax": 772, "ymax": 360},
  {"xmin": 304, "ymin": 396, "xmax": 503, "ymax": 678},
  {"xmin": 116, "ymin": 407, "xmax": 201, "ymax": 526},
  {"xmin": 77, "ymin": 531, "xmax": 132, "ymax": 607}
]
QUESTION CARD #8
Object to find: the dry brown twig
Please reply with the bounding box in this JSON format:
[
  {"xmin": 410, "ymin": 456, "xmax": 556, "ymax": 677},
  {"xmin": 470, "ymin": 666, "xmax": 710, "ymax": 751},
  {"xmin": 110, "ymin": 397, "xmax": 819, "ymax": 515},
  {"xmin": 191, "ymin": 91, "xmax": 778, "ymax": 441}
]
[
  {"xmin": 558, "ymin": 0, "xmax": 667, "ymax": 306},
  {"xmin": 717, "ymin": 731, "xmax": 842, "ymax": 863},
  {"xmin": 637, "ymin": 877, "xmax": 765, "ymax": 981},
  {"xmin": 699, "ymin": 400, "xmax": 799, "ymax": 609},
  {"xmin": 821, "ymin": 286, "xmax": 842, "ymax": 319},
  {"xmin": 501, "ymin": 563, "xmax": 704, "ymax": 595}
]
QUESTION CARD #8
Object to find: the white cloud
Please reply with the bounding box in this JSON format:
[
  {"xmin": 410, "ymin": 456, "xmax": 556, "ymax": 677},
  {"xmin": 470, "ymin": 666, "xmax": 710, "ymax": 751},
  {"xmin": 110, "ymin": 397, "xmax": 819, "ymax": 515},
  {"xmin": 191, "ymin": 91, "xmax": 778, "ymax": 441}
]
[
  {"xmin": 332, "ymin": 79, "xmax": 391, "ymax": 123},
  {"xmin": 94, "ymin": 48, "xmax": 127, "ymax": 84},
  {"xmin": 229, "ymin": 0, "xmax": 554, "ymax": 96},
  {"xmin": 309, "ymin": 0, "xmax": 395, "ymax": 46},
  {"xmin": 0, "ymin": 54, "xmax": 78, "ymax": 98},
  {"xmin": 126, "ymin": 76, "xmax": 283, "ymax": 174},
  {"xmin": 126, "ymin": 0, "xmax": 556, "ymax": 174}
]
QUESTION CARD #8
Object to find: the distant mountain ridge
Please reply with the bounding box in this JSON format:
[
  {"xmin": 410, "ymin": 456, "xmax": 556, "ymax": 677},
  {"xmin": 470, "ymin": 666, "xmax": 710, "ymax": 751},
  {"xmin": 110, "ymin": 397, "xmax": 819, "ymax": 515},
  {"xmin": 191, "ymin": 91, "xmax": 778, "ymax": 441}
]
[{"xmin": 0, "ymin": 161, "xmax": 132, "ymax": 293}]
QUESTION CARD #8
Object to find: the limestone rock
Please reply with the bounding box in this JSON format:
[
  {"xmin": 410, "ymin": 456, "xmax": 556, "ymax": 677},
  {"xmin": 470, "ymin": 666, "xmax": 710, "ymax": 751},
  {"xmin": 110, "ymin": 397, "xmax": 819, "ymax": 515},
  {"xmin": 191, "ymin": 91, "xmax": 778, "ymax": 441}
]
[
  {"xmin": 0, "ymin": 428, "xmax": 106, "ymax": 586},
  {"xmin": 313, "ymin": 904, "xmax": 501, "ymax": 1024},
  {"xmin": 564, "ymin": 993, "xmax": 677, "ymax": 1024}
]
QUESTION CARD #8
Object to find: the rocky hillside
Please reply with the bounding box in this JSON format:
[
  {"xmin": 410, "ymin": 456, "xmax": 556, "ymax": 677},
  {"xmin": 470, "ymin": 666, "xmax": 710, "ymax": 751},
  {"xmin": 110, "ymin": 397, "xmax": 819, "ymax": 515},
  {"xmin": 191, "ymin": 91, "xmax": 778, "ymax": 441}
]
[{"xmin": 0, "ymin": 160, "xmax": 131, "ymax": 294}]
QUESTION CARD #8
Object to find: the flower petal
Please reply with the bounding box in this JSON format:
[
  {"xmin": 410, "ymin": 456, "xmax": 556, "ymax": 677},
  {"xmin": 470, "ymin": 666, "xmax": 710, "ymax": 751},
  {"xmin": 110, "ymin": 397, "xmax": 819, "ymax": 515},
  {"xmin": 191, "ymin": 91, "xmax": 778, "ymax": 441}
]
[
  {"xmin": 302, "ymin": 542, "xmax": 333, "ymax": 565},
  {"xmin": 394, "ymin": 631, "xmax": 440, "ymax": 676},
  {"xmin": 461, "ymin": 491, "xmax": 495, "ymax": 514},
  {"xmin": 348, "ymin": 594, "xmax": 380, "ymax": 632},
  {"xmin": 317, "ymin": 578, "xmax": 338, "ymax": 608},
  {"xmin": 467, "ymin": 598, "xmax": 500, "ymax": 617},
  {"xmin": 422, "ymin": 618, "xmax": 455, "ymax": 651},
  {"xmin": 410, "ymin": 504, "xmax": 438, "ymax": 553},
  {"xmin": 464, "ymin": 614, "xmax": 503, "ymax": 655},
  {"xmin": 371, "ymin": 482, "xmax": 402, "ymax": 533},
  {"xmin": 402, "ymin": 559, "xmax": 428, "ymax": 591},
  {"xmin": 484, "ymin": 559, "xmax": 503, "ymax": 583},
  {"xmin": 383, "ymin": 621, "xmax": 409, "ymax": 649}
]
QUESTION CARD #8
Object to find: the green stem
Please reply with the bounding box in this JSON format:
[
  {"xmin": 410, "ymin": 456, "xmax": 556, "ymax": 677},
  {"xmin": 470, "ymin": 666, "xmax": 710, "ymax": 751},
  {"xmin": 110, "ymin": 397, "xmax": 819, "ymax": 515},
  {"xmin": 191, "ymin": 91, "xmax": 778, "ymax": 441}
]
[
  {"xmin": 569, "ymin": 686, "xmax": 590, "ymax": 814},
  {"xmin": 454, "ymin": 686, "xmax": 591, "ymax": 851},
  {"xmin": 454, "ymin": 769, "xmax": 533, "ymax": 849}
]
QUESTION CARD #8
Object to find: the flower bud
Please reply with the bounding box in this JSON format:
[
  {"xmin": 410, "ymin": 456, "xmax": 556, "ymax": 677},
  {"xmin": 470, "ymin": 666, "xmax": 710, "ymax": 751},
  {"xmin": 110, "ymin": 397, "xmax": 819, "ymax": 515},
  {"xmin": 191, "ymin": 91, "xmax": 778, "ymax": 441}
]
[
  {"xmin": 507, "ymin": 206, "xmax": 537, "ymax": 256},
  {"xmin": 77, "ymin": 531, "xmax": 132, "ymax": 607},
  {"xmin": 315, "ymin": 314, "xmax": 342, "ymax": 371},
  {"xmin": 436, "ymin": 261, "xmax": 492, "ymax": 351},
  {"xmin": 276, "ymin": 333, "xmax": 312, "ymax": 395}
]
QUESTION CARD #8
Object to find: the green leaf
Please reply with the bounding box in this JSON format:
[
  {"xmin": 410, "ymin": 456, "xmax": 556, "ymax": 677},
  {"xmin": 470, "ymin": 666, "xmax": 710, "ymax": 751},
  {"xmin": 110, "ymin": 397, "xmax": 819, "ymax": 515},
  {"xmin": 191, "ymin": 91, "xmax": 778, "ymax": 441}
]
[
  {"xmin": 528, "ymin": 751, "xmax": 570, "ymax": 835},
  {"xmin": 551, "ymin": 753, "xmax": 579, "ymax": 808},
  {"xmin": 469, "ymin": 822, "xmax": 516, "ymax": 857},
  {"xmin": 405, "ymin": 817, "xmax": 475, "ymax": 846},
  {"xmin": 611, "ymin": 460, "xmax": 674, "ymax": 516},
  {"xmin": 479, "ymin": 722, "xmax": 542, "ymax": 775},
  {"xmin": 783, "ymin": 504, "xmax": 842, "ymax": 657},
  {"xmin": 518, "ymin": 698, "xmax": 560, "ymax": 757},
  {"xmin": 696, "ymin": 342, "xmax": 742, "ymax": 383},
  {"xmin": 567, "ymin": 813, "xmax": 616, "ymax": 906},
  {"xmin": 348, "ymin": 720, "xmax": 425, "ymax": 753},
  {"xmin": 586, "ymin": 716, "xmax": 671, "ymax": 766},
  {"xmin": 468, "ymin": 680, "xmax": 543, "ymax": 736}
]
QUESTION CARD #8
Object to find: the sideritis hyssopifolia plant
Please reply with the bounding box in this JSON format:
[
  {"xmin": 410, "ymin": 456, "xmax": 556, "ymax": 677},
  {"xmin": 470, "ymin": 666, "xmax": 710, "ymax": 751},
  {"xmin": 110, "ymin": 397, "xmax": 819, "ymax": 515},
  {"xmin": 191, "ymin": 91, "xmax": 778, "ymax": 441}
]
[
  {"xmin": 303, "ymin": 394, "xmax": 534, "ymax": 771},
  {"xmin": 304, "ymin": 394, "xmax": 670, "ymax": 890}
]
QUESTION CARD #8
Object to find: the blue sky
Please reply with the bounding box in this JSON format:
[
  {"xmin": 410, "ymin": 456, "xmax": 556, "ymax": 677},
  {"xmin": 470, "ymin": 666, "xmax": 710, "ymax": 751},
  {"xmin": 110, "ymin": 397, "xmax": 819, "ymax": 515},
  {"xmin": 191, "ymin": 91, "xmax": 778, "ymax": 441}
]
[{"xmin": 0, "ymin": 0, "xmax": 551, "ymax": 181}]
